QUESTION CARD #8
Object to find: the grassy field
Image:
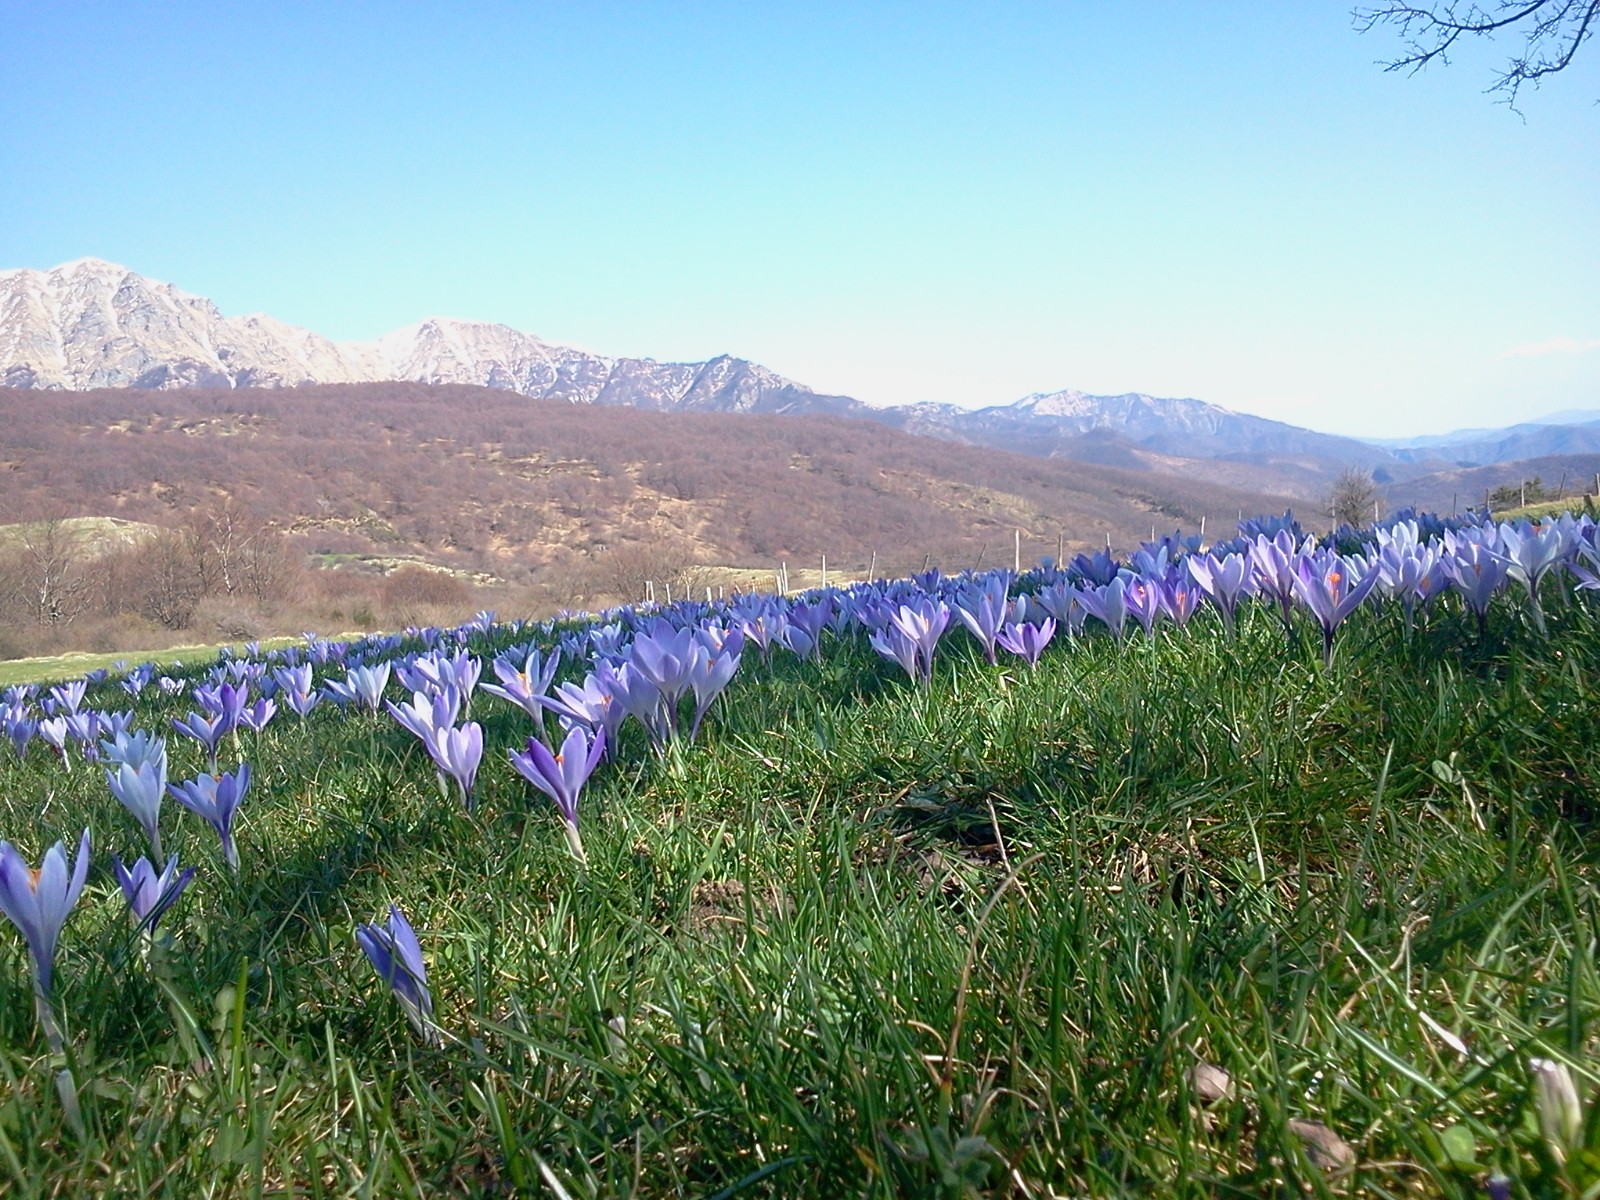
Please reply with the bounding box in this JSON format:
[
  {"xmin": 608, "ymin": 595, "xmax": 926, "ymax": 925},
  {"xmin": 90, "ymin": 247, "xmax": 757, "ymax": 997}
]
[
  {"xmin": 0, "ymin": 583, "xmax": 1596, "ymax": 1196},
  {"xmin": 1496, "ymin": 495, "xmax": 1598, "ymax": 523},
  {"xmin": 0, "ymin": 638, "xmax": 306, "ymax": 689}
]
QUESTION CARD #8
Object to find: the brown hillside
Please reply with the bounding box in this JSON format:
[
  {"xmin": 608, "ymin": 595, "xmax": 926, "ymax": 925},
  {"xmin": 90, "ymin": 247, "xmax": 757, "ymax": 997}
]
[{"xmin": 2, "ymin": 383, "xmax": 1293, "ymax": 583}]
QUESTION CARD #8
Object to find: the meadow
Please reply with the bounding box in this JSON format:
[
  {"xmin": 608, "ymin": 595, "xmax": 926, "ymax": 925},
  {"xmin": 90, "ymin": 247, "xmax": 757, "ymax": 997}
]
[{"xmin": 0, "ymin": 511, "xmax": 1597, "ymax": 1198}]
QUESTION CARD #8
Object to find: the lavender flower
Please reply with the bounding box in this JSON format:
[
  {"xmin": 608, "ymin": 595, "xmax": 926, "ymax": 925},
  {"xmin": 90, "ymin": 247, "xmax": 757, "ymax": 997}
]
[
  {"xmin": 536, "ymin": 669, "xmax": 628, "ymax": 754},
  {"xmin": 327, "ymin": 662, "xmax": 392, "ymax": 713},
  {"xmin": 168, "ymin": 764, "xmax": 251, "ymax": 870},
  {"xmin": 355, "ymin": 905, "xmax": 439, "ymax": 1045},
  {"xmin": 1186, "ymin": 551, "xmax": 1252, "ymax": 632},
  {"xmin": 112, "ymin": 854, "xmax": 196, "ymax": 934},
  {"xmin": 686, "ymin": 642, "xmax": 741, "ymax": 739},
  {"xmin": 3, "ymin": 706, "xmax": 37, "ymax": 759},
  {"xmin": 481, "ymin": 646, "xmax": 561, "ymax": 718},
  {"xmin": 0, "ymin": 830, "xmax": 91, "ymax": 1004},
  {"xmin": 1292, "ymin": 550, "xmax": 1381, "ymax": 665},
  {"xmin": 107, "ymin": 758, "xmax": 168, "ymax": 860},
  {"xmin": 1496, "ymin": 519, "xmax": 1577, "ymax": 634},
  {"xmin": 45, "ymin": 680, "xmax": 86, "ymax": 716},
  {"xmin": 429, "ymin": 722, "xmax": 484, "ymax": 811},
  {"xmin": 172, "ymin": 710, "xmax": 229, "ymax": 774},
  {"xmin": 273, "ymin": 663, "xmax": 321, "ymax": 717},
  {"xmin": 995, "ymin": 617, "xmax": 1056, "ymax": 668},
  {"xmin": 510, "ymin": 725, "xmax": 607, "ymax": 863},
  {"xmin": 1077, "ymin": 577, "xmax": 1129, "ymax": 642},
  {"xmin": 953, "ymin": 575, "xmax": 1010, "ymax": 664},
  {"xmin": 239, "ymin": 697, "xmax": 277, "ymax": 733},
  {"xmin": 1442, "ymin": 538, "xmax": 1510, "ymax": 633},
  {"xmin": 38, "ymin": 716, "xmax": 71, "ymax": 770}
]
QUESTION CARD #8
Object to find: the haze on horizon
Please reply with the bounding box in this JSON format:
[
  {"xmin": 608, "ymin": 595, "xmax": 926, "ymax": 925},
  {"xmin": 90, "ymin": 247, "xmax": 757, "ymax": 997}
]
[{"xmin": 1, "ymin": 3, "xmax": 1595, "ymax": 441}]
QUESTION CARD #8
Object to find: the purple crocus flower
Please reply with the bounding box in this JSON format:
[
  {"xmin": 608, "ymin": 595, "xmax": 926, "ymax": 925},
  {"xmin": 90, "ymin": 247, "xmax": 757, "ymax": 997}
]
[
  {"xmin": 995, "ymin": 617, "xmax": 1056, "ymax": 668},
  {"xmin": 784, "ymin": 600, "xmax": 832, "ymax": 662},
  {"xmin": 686, "ymin": 643, "xmax": 741, "ymax": 740},
  {"xmin": 355, "ymin": 905, "xmax": 439, "ymax": 1045},
  {"xmin": 1570, "ymin": 538, "xmax": 1600, "ymax": 591},
  {"xmin": 1077, "ymin": 577, "xmax": 1129, "ymax": 642},
  {"xmin": 238, "ymin": 697, "xmax": 277, "ymax": 734},
  {"xmin": 1032, "ymin": 581, "xmax": 1087, "ymax": 636},
  {"xmin": 0, "ymin": 830, "xmax": 90, "ymax": 1129},
  {"xmin": 0, "ymin": 829, "xmax": 91, "ymax": 1020},
  {"xmin": 869, "ymin": 621, "xmax": 922, "ymax": 683},
  {"xmin": 953, "ymin": 576, "xmax": 1010, "ymax": 664},
  {"xmin": 1442, "ymin": 538, "xmax": 1510, "ymax": 634},
  {"xmin": 1159, "ymin": 572, "xmax": 1202, "ymax": 627},
  {"xmin": 629, "ymin": 624, "xmax": 700, "ymax": 711},
  {"xmin": 387, "ymin": 690, "xmax": 459, "ymax": 748},
  {"xmin": 97, "ymin": 710, "xmax": 136, "ymax": 741},
  {"xmin": 195, "ymin": 682, "xmax": 248, "ymax": 736},
  {"xmin": 510, "ymin": 725, "xmax": 607, "ymax": 863},
  {"xmin": 1124, "ymin": 577, "xmax": 1164, "ymax": 637},
  {"xmin": 107, "ymin": 758, "xmax": 168, "ymax": 860},
  {"xmin": 64, "ymin": 712, "xmax": 103, "ymax": 762},
  {"xmin": 536, "ymin": 669, "xmax": 628, "ymax": 756},
  {"xmin": 103, "ymin": 731, "xmax": 163, "ymax": 776},
  {"xmin": 112, "ymin": 854, "xmax": 196, "ymax": 934},
  {"xmin": 328, "ymin": 662, "xmax": 392, "ymax": 713},
  {"xmin": 1292, "ymin": 550, "xmax": 1381, "ymax": 665},
  {"xmin": 428, "ymin": 722, "xmax": 483, "ymax": 811},
  {"xmin": 45, "ymin": 680, "xmax": 86, "ymax": 716},
  {"xmin": 1186, "ymin": 551, "xmax": 1252, "ymax": 633},
  {"xmin": 1495, "ymin": 518, "xmax": 1577, "ymax": 634},
  {"xmin": 168, "ymin": 764, "xmax": 251, "ymax": 871},
  {"xmin": 481, "ymin": 647, "xmax": 561, "ymax": 719},
  {"xmin": 172, "ymin": 709, "xmax": 229, "ymax": 774},
  {"xmin": 1249, "ymin": 531, "xmax": 1306, "ymax": 634},
  {"xmin": 886, "ymin": 598, "xmax": 951, "ymax": 686},
  {"xmin": 38, "ymin": 716, "xmax": 71, "ymax": 770},
  {"xmin": 273, "ymin": 663, "xmax": 321, "ymax": 717},
  {"xmin": 3, "ymin": 707, "xmax": 37, "ymax": 759}
]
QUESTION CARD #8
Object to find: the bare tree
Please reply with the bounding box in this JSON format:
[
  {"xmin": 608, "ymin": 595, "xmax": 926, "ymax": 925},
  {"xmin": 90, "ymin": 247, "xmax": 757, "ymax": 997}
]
[
  {"xmin": 1356, "ymin": 1, "xmax": 1599, "ymax": 104},
  {"xmin": 13, "ymin": 518, "xmax": 91, "ymax": 627},
  {"xmin": 595, "ymin": 541, "xmax": 711, "ymax": 605},
  {"xmin": 134, "ymin": 531, "xmax": 206, "ymax": 630},
  {"xmin": 1330, "ymin": 467, "xmax": 1381, "ymax": 529}
]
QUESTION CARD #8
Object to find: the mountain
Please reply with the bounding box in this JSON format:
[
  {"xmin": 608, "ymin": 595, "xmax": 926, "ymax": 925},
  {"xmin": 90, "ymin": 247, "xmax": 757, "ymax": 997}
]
[
  {"xmin": 6, "ymin": 258, "xmax": 1593, "ymax": 496},
  {"xmin": 1380, "ymin": 419, "xmax": 1600, "ymax": 466},
  {"xmin": 0, "ymin": 259, "xmax": 859, "ymax": 415}
]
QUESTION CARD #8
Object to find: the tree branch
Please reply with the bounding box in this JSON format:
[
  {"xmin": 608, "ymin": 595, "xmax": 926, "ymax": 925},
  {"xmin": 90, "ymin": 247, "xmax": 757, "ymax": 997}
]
[{"xmin": 1354, "ymin": 0, "xmax": 1599, "ymax": 104}]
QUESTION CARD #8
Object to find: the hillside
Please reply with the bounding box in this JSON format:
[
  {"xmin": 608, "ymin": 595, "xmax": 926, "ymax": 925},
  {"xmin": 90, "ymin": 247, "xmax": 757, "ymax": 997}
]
[{"xmin": 0, "ymin": 383, "xmax": 1295, "ymax": 584}]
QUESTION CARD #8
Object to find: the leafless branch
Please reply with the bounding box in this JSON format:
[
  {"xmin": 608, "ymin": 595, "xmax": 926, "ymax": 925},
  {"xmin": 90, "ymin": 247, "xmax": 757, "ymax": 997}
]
[{"xmin": 1354, "ymin": 0, "xmax": 1599, "ymax": 104}]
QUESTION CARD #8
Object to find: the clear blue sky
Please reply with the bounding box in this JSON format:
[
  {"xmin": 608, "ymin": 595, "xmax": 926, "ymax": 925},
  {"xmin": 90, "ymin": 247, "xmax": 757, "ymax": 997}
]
[{"xmin": 2, "ymin": 2, "xmax": 1595, "ymax": 437}]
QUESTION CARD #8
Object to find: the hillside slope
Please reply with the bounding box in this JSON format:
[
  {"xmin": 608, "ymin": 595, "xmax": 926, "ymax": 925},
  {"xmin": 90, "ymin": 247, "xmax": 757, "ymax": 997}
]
[{"xmin": 0, "ymin": 383, "xmax": 1296, "ymax": 581}]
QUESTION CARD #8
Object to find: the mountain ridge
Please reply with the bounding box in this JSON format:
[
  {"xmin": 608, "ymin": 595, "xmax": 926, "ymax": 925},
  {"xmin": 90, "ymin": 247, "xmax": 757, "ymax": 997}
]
[{"xmin": 4, "ymin": 259, "xmax": 1595, "ymax": 489}]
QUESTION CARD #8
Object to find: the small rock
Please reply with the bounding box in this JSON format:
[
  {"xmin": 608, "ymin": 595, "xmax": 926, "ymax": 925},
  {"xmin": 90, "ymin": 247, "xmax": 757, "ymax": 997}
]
[
  {"xmin": 1287, "ymin": 1119, "xmax": 1355, "ymax": 1173},
  {"xmin": 1186, "ymin": 1062, "xmax": 1233, "ymax": 1106}
]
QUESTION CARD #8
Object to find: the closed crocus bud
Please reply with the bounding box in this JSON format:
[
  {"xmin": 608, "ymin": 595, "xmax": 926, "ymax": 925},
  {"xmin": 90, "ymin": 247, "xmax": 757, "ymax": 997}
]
[{"xmin": 1529, "ymin": 1057, "xmax": 1584, "ymax": 1162}]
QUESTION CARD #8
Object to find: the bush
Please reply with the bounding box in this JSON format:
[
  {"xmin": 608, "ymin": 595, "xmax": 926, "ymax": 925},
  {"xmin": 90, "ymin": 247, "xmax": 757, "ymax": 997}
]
[{"xmin": 382, "ymin": 565, "xmax": 472, "ymax": 610}]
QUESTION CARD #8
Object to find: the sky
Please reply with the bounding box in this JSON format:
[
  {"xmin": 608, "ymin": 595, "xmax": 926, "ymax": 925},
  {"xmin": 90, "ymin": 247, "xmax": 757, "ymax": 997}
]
[{"xmin": 1, "ymin": 2, "xmax": 1596, "ymax": 438}]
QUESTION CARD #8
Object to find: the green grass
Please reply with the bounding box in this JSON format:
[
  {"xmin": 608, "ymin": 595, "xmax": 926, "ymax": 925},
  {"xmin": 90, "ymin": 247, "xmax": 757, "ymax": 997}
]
[
  {"xmin": 1496, "ymin": 495, "xmax": 1598, "ymax": 523},
  {"xmin": 0, "ymin": 638, "xmax": 303, "ymax": 688},
  {"xmin": 0, "ymin": 591, "xmax": 1597, "ymax": 1196},
  {"xmin": 0, "ymin": 515, "xmax": 164, "ymax": 556}
]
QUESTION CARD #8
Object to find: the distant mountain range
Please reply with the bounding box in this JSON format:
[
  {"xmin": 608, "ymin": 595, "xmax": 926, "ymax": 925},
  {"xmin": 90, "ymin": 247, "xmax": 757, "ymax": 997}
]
[{"xmin": 3, "ymin": 259, "xmax": 1596, "ymax": 497}]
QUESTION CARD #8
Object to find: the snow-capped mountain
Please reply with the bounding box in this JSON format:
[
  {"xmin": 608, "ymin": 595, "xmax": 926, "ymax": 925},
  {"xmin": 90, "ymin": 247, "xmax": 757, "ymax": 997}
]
[{"xmin": 0, "ymin": 259, "xmax": 832, "ymax": 413}]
